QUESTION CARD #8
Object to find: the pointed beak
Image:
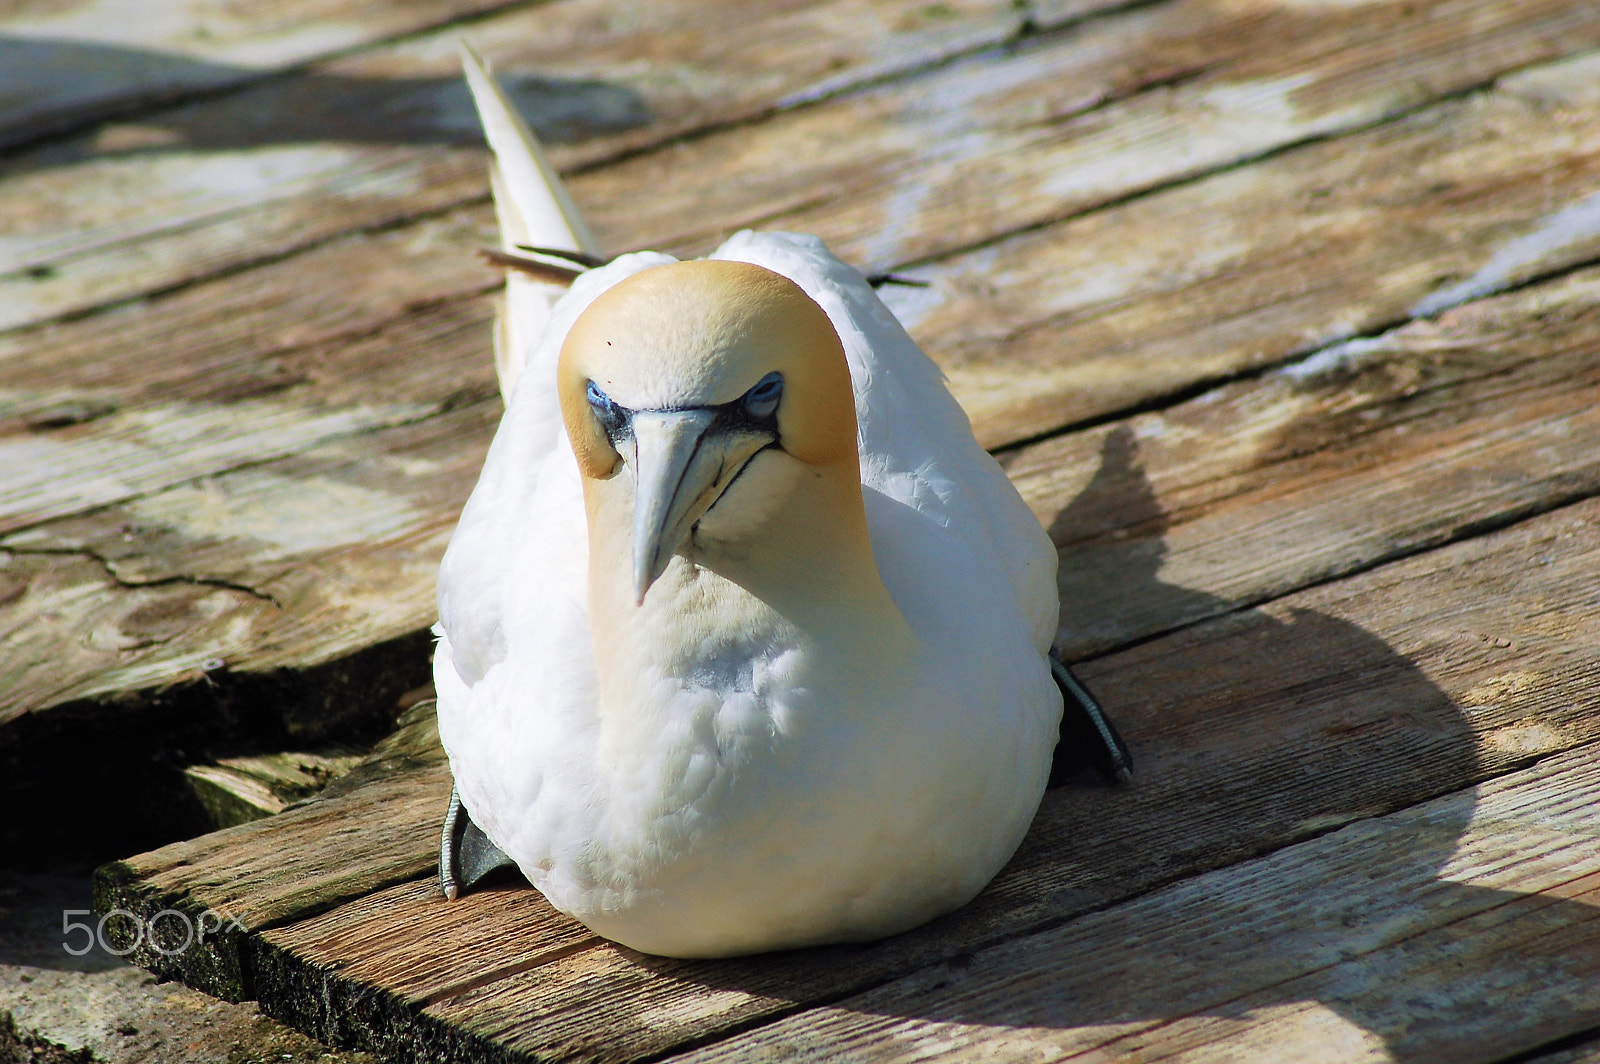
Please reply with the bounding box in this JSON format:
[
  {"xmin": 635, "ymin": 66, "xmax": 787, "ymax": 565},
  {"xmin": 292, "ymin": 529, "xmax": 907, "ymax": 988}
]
[{"xmin": 628, "ymin": 409, "xmax": 772, "ymax": 604}]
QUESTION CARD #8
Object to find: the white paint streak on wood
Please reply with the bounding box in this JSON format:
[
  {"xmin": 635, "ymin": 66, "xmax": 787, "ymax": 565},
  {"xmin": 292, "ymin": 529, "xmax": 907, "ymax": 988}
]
[
  {"xmin": 1411, "ymin": 189, "xmax": 1600, "ymax": 317},
  {"xmin": 1500, "ymin": 49, "xmax": 1600, "ymax": 109}
]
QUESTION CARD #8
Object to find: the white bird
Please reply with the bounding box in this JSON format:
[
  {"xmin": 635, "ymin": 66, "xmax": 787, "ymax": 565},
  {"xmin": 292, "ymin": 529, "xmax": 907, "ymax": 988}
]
[{"xmin": 434, "ymin": 45, "xmax": 1129, "ymax": 958}]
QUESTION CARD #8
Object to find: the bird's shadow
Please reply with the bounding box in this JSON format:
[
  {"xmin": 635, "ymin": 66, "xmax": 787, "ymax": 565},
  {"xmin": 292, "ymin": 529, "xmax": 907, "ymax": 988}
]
[
  {"xmin": 0, "ymin": 37, "xmax": 650, "ymax": 170},
  {"xmin": 622, "ymin": 427, "xmax": 1599, "ymax": 1060}
]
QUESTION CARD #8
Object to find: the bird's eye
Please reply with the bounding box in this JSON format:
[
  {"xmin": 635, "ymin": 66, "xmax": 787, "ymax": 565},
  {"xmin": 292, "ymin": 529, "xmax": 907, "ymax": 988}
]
[
  {"xmin": 743, "ymin": 373, "xmax": 784, "ymax": 419},
  {"xmin": 586, "ymin": 380, "xmax": 629, "ymax": 439}
]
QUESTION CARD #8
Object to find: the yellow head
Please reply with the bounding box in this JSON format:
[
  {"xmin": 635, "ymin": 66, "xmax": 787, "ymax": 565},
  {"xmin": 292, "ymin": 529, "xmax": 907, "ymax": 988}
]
[{"xmin": 557, "ymin": 260, "xmax": 861, "ymax": 602}]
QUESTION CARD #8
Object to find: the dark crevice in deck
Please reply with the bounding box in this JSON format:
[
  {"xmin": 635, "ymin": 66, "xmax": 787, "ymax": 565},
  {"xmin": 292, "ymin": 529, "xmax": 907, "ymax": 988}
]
[
  {"xmin": 1496, "ymin": 1024, "xmax": 1600, "ymax": 1064},
  {"xmin": 0, "ymin": 628, "xmax": 433, "ymax": 869}
]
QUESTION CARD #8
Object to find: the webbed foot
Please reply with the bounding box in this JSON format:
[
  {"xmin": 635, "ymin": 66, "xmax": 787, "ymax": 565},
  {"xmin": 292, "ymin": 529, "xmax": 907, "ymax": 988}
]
[
  {"xmin": 440, "ymin": 785, "xmax": 523, "ymax": 900},
  {"xmin": 1048, "ymin": 653, "xmax": 1133, "ymax": 786}
]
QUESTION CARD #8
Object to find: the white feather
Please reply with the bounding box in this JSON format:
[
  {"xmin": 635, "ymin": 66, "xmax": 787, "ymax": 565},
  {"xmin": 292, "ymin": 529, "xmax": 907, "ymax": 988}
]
[{"xmin": 459, "ymin": 41, "xmax": 603, "ymax": 403}]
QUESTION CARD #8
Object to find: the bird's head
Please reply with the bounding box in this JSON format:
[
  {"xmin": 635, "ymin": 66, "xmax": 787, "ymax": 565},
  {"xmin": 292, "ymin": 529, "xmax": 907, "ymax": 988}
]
[{"xmin": 558, "ymin": 259, "xmax": 859, "ymax": 604}]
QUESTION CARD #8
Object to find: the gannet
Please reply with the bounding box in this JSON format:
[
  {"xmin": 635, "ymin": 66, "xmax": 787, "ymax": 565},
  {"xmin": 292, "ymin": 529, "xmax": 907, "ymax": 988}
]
[{"xmin": 434, "ymin": 45, "xmax": 1129, "ymax": 958}]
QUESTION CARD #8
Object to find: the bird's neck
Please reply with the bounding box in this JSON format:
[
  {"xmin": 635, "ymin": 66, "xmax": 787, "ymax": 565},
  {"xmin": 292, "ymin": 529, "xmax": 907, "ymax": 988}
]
[{"xmin": 584, "ymin": 457, "xmax": 912, "ymax": 724}]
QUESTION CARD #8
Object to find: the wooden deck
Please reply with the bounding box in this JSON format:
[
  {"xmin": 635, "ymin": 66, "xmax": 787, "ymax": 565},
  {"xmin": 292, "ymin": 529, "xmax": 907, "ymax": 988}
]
[{"xmin": 5, "ymin": 0, "xmax": 1600, "ymax": 1060}]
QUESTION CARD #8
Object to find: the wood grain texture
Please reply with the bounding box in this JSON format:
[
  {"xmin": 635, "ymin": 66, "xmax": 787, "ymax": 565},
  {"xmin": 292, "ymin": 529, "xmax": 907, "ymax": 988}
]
[
  {"xmin": 914, "ymin": 60, "xmax": 1600, "ymax": 447},
  {"xmin": 0, "ymin": 0, "xmax": 1110, "ymax": 154},
  {"xmin": 237, "ymin": 492, "xmax": 1600, "ymax": 1062},
  {"xmin": 1, "ymin": 397, "xmax": 499, "ymax": 728},
  {"xmin": 675, "ymin": 743, "xmax": 1600, "ymax": 1064},
  {"xmin": 0, "ymin": 0, "xmax": 1033, "ymax": 330},
  {"xmin": 576, "ymin": 0, "xmax": 1600, "ymax": 270},
  {"xmin": 7, "ymin": 0, "xmax": 1597, "ymax": 335}
]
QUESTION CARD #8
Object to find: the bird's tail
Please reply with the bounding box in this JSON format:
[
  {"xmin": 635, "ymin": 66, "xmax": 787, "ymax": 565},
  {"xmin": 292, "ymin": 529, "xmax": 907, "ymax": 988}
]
[{"xmin": 459, "ymin": 41, "xmax": 603, "ymax": 402}]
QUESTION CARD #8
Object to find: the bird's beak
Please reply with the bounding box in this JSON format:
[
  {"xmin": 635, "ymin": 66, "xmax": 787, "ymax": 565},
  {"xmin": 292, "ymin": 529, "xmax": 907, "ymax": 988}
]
[{"xmin": 629, "ymin": 409, "xmax": 772, "ymax": 604}]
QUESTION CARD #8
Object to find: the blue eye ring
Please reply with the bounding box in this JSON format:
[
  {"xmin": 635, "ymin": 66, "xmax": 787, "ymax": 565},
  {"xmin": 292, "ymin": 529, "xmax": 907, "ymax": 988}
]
[
  {"xmin": 743, "ymin": 372, "xmax": 784, "ymax": 419},
  {"xmin": 586, "ymin": 380, "xmax": 629, "ymax": 438}
]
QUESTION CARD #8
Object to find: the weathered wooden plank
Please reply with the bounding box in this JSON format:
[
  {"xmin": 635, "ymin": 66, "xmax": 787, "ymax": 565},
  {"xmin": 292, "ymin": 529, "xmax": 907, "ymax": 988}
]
[
  {"xmin": 0, "ymin": 0, "xmax": 1107, "ymax": 155},
  {"xmin": 92, "ymin": 700, "xmax": 450, "ymax": 1001},
  {"xmin": 552, "ymin": 0, "xmax": 1600, "ymax": 266},
  {"xmin": 0, "ymin": 382, "xmax": 488, "ymax": 848},
  {"xmin": 1012, "ymin": 261, "xmax": 1600, "ymax": 657},
  {"xmin": 95, "ymin": 761, "xmax": 450, "ymax": 1000},
  {"xmin": 239, "ymin": 492, "xmax": 1600, "ymax": 1062},
  {"xmin": 905, "ymin": 52, "xmax": 1600, "ymax": 447},
  {"xmin": 6, "ymin": 0, "xmax": 1596, "ymax": 335},
  {"xmin": 7, "ymin": 45, "xmax": 1596, "ymax": 529},
  {"xmin": 0, "ymin": 394, "xmax": 497, "ymax": 726},
  {"xmin": 0, "ymin": 209, "xmax": 500, "ymax": 443},
  {"xmin": 5, "ymin": 25, "xmax": 1594, "ymax": 525},
  {"xmin": 673, "ymin": 743, "xmax": 1600, "ymax": 1064},
  {"xmin": 9, "ymin": 30, "xmax": 1597, "ymax": 553},
  {"xmin": 0, "ymin": 0, "xmax": 1034, "ymax": 330},
  {"xmin": 0, "ymin": 0, "xmax": 523, "ymax": 148}
]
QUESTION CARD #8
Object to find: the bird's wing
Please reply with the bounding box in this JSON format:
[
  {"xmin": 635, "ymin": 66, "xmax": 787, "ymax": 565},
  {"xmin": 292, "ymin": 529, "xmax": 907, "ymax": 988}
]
[
  {"xmin": 710, "ymin": 231, "xmax": 1060, "ymax": 654},
  {"xmin": 458, "ymin": 41, "xmax": 604, "ymax": 404}
]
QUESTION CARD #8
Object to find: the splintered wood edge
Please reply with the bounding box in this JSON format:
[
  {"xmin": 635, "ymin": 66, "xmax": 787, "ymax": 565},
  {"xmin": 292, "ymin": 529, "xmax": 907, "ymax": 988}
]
[
  {"xmin": 91, "ymin": 858, "xmax": 254, "ymax": 1002},
  {"xmin": 92, "ymin": 703, "xmax": 450, "ymax": 1002}
]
